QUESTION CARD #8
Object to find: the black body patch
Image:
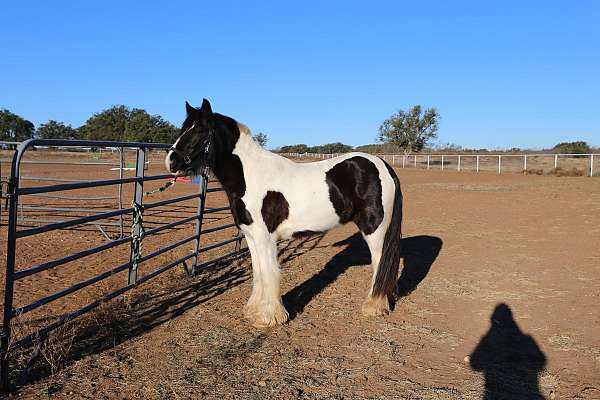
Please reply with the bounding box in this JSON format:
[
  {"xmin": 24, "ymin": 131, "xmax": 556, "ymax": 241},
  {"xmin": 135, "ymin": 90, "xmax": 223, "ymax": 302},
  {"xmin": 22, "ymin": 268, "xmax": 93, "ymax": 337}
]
[
  {"xmin": 188, "ymin": 111, "xmax": 253, "ymax": 228},
  {"xmin": 231, "ymin": 197, "xmax": 253, "ymax": 226},
  {"xmin": 325, "ymin": 156, "xmax": 384, "ymax": 235},
  {"xmin": 261, "ymin": 191, "xmax": 289, "ymax": 233}
]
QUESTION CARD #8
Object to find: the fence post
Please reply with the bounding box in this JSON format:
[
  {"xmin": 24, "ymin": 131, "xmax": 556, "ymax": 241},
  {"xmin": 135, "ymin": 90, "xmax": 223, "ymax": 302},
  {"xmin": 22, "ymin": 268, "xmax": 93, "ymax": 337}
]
[
  {"xmin": 191, "ymin": 175, "xmax": 208, "ymax": 276},
  {"xmin": 524, "ymin": 154, "xmax": 527, "ymax": 173},
  {"xmin": 414, "ymin": 155, "xmax": 417, "ymax": 168},
  {"xmin": 441, "ymin": 155, "xmax": 444, "ymax": 171},
  {"xmin": 128, "ymin": 148, "xmax": 146, "ymax": 285},
  {"xmin": 392, "ymin": 155, "xmax": 395, "ymax": 166},
  {"xmin": 427, "ymin": 155, "xmax": 430, "ymax": 169},
  {"xmin": 554, "ymin": 154, "xmax": 558, "ymax": 169},
  {"xmin": 1, "ymin": 173, "xmax": 19, "ymax": 391},
  {"xmin": 591, "ymin": 154, "xmax": 595, "ymax": 177},
  {"xmin": 458, "ymin": 155, "xmax": 461, "ymax": 172},
  {"xmin": 476, "ymin": 155, "xmax": 480, "ymax": 173},
  {"xmin": 402, "ymin": 155, "xmax": 405, "ymax": 168},
  {"xmin": 498, "ymin": 155, "xmax": 502, "ymax": 174},
  {"xmin": 118, "ymin": 148, "xmax": 124, "ymax": 239}
]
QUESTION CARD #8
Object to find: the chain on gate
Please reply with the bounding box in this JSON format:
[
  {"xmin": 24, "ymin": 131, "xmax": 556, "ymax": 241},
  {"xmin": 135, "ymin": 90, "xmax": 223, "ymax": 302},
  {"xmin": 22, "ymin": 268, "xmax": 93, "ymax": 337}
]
[
  {"xmin": 129, "ymin": 176, "xmax": 243, "ymax": 278},
  {"xmin": 129, "ymin": 178, "xmax": 177, "ymax": 280},
  {"xmin": 129, "ymin": 200, "xmax": 145, "ymax": 278}
]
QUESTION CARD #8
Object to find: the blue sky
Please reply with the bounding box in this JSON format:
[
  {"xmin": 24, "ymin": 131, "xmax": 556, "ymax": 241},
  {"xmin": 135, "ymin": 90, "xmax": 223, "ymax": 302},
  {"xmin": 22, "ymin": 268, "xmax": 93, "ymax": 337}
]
[{"xmin": 2, "ymin": 1, "xmax": 599, "ymax": 149}]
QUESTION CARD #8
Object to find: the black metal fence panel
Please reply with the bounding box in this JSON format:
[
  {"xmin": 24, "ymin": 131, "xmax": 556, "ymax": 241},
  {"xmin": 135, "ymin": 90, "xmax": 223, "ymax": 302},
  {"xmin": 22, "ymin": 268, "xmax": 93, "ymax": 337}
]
[{"xmin": 0, "ymin": 139, "xmax": 246, "ymax": 391}]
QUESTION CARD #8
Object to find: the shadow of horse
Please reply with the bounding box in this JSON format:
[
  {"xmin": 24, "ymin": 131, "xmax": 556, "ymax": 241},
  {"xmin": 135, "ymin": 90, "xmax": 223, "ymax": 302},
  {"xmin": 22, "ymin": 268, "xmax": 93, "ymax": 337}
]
[{"xmin": 283, "ymin": 232, "xmax": 443, "ymax": 319}]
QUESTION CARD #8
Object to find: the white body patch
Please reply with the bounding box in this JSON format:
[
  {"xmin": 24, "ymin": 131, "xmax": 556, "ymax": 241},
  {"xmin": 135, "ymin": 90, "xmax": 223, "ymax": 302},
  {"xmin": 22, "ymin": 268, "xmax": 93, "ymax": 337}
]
[{"xmin": 233, "ymin": 134, "xmax": 396, "ymax": 240}]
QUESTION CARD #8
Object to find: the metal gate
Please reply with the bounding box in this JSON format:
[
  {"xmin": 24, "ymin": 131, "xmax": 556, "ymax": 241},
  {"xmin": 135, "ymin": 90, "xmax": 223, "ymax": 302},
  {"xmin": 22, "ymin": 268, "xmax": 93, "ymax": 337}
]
[{"xmin": 0, "ymin": 139, "xmax": 246, "ymax": 391}]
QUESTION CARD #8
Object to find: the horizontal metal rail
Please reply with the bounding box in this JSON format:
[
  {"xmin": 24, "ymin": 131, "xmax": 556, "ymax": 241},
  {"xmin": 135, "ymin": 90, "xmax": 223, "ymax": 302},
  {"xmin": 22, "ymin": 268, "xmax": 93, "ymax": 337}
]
[
  {"xmin": 200, "ymin": 235, "xmax": 243, "ymax": 253},
  {"xmin": 144, "ymin": 215, "xmax": 198, "ymax": 237},
  {"xmin": 0, "ymin": 159, "xmax": 119, "ymax": 166},
  {"xmin": 200, "ymin": 223, "xmax": 236, "ymax": 235},
  {"xmin": 204, "ymin": 206, "xmax": 231, "ymax": 214},
  {"xmin": 19, "ymin": 176, "xmax": 92, "ymax": 183},
  {"xmin": 26, "ymin": 193, "xmax": 118, "ymax": 200},
  {"xmin": 144, "ymin": 193, "xmax": 202, "ymax": 210},
  {"xmin": 14, "ymin": 236, "xmax": 133, "ymax": 280},
  {"xmin": 18, "ymin": 205, "xmax": 120, "ymax": 214},
  {"xmin": 16, "ymin": 207, "xmax": 134, "ymax": 238},
  {"xmin": 17, "ymin": 174, "xmax": 173, "ymax": 196},
  {"xmin": 13, "ymin": 234, "xmax": 200, "ymax": 316},
  {"xmin": 3, "ymin": 216, "xmax": 122, "ymax": 228}
]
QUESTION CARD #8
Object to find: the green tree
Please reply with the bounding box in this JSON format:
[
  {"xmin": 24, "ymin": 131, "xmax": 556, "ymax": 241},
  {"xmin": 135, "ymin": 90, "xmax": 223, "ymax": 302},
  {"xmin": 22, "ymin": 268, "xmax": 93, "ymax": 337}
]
[
  {"xmin": 37, "ymin": 120, "xmax": 78, "ymax": 139},
  {"xmin": 254, "ymin": 132, "xmax": 268, "ymax": 147},
  {"xmin": 0, "ymin": 109, "xmax": 35, "ymax": 141},
  {"xmin": 308, "ymin": 142, "xmax": 353, "ymax": 154},
  {"xmin": 279, "ymin": 144, "xmax": 309, "ymax": 153},
  {"xmin": 378, "ymin": 105, "xmax": 439, "ymax": 153},
  {"xmin": 552, "ymin": 141, "xmax": 590, "ymax": 154},
  {"xmin": 79, "ymin": 105, "xmax": 129, "ymax": 141},
  {"xmin": 79, "ymin": 105, "xmax": 178, "ymax": 143},
  {"xmin": 125, "ymin": 108, "xmax": 178, "ymax": 143}
]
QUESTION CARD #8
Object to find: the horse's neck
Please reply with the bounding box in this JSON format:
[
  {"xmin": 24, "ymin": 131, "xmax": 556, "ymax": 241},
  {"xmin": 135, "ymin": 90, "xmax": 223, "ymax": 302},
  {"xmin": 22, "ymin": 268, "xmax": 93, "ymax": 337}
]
[
  {"xmin": 213, "ymin": 129, "xmax": 282, "ymax": 197},
  {"xmin": 233, "ymin": 131, "xmax": 275, "ymax": 162}
]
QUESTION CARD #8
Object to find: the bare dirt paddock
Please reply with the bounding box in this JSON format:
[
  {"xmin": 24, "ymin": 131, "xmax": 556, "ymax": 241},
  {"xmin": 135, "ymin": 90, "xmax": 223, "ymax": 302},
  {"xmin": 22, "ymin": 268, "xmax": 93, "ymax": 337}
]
[{"xmin": 3, "ymin": 161, "xmax": 600, "ymax": 399}]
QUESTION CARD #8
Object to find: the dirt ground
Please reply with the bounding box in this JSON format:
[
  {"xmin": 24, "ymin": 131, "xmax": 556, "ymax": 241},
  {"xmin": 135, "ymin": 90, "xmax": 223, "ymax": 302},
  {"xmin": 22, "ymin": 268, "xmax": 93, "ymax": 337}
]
[{"xmin": 2, "ymin": 152, "xmax": 600, "ymax": 399}]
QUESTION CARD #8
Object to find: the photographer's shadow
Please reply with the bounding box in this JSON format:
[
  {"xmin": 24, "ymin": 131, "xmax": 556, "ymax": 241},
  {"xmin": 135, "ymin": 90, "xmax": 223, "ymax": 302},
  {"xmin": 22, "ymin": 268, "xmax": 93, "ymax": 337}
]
[{"xmin": 470, "ymin": 303, "xmax": 547, "ymax": 400}]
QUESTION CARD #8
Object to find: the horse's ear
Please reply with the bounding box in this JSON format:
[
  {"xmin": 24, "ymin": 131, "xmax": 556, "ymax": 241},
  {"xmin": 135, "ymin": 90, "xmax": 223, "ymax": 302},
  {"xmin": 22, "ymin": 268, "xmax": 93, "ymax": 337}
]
[
  {"xmin": 199, "ymin": 98, "xmax": 213, "ymax": 119},
  {"xmin": 185, "ymin": 101, "xmax": 196, "ymax": 116}
]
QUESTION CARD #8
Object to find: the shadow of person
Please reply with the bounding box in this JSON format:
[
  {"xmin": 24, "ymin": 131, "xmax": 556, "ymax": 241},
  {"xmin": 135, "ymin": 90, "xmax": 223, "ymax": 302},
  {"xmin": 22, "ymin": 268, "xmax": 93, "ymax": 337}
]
[{"xmin": 470, "ymin": 303, "xmax": 547, "ymax": 400}]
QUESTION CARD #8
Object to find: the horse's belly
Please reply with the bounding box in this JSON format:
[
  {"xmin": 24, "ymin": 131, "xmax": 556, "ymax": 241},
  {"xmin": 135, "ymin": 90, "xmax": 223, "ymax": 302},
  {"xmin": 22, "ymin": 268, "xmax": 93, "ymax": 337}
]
[{"xmin": 276, "ymin": 197, "xmax": 340, "ymax": 239}]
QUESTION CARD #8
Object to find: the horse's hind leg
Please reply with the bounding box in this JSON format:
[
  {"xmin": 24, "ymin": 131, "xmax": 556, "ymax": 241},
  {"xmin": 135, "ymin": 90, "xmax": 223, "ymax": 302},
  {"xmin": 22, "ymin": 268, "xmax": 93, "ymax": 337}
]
[{"xmin": 361, "ymin": 225, "xmax": 391, "ymax": 316}]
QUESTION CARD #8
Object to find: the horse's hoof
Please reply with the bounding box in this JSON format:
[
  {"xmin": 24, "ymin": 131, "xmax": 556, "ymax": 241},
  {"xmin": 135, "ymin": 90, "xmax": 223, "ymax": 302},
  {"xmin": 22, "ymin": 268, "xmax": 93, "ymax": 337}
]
[
  {"xmin": 243, "ymin": 303, "xmax": 259, "ymax": 320},
  {"xmin": 361, "ymin": 296, "xmax": 390, "ymax": 317},
  {"xmin": 250, "ymin": 302, "xmax": 289, "ymax": 328}
]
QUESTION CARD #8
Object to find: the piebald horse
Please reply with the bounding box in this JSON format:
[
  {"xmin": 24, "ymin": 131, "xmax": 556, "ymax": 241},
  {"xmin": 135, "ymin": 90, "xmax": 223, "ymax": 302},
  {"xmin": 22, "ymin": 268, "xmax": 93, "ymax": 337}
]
[{"xmin": 166, "ymin": 99, "xmax": 402, "ymax": 328}]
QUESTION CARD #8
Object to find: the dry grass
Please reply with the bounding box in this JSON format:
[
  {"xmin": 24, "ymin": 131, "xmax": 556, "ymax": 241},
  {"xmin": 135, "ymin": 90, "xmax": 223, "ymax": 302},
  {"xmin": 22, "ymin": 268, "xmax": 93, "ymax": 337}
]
[
  {"xmin": 523, "ymin": 168, "xmax": 545, "ymax": 175},
  {"xmin": 546, "ymin": 167, "xmax": 585, "ymax": 177}
]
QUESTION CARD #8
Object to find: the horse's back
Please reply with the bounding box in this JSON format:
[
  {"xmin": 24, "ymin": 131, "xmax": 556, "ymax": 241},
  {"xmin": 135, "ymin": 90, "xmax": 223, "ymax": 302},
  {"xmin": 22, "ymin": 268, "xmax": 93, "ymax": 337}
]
[{"xmin": 256, "ymin": 152, "xmax": 398, "ymax": 239}]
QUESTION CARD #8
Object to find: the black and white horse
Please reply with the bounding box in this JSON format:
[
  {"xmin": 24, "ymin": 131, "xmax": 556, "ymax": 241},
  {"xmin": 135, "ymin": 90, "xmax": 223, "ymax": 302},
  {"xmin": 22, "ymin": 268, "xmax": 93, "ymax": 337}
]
[{"xmin": 166, "ymin": 99, "xmax": 402, "ymax": 327}]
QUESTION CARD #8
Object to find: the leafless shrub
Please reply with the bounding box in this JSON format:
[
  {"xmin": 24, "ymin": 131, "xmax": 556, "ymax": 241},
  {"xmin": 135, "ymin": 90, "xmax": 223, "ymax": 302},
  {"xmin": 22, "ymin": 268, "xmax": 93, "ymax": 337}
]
[
  {"xmin": 547, "ymin": 167, "xmax": 585, "ymax": 177},
  {"xmin": 523, "ymin": 168, "xmax": 544, "ymax": 175}
]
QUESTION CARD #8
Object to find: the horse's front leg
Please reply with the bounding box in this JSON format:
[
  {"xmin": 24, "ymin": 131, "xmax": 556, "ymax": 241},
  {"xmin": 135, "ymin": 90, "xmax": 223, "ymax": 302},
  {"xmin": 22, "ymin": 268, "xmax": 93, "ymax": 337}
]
[
  {"xmin": 243, "ymin": 235, "xmax": 263, "ymax": 319},
  {"xmin": 245, "ymin": 231, "xmax": 288, "ymax": 328}
]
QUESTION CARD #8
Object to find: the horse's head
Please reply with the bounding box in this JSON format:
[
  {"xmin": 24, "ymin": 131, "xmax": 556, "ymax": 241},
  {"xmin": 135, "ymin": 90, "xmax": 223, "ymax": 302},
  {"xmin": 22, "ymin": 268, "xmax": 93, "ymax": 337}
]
[{"xmin": 166, "ymin": 99, "xmax": 216, "ymax": 176}]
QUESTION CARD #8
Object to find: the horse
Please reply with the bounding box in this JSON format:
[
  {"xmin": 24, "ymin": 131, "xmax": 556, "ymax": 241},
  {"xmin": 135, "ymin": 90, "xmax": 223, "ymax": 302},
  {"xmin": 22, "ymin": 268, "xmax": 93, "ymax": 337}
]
[{"xmin": 166, "ymin": 99, "xmax": 403, "ymax": 328}]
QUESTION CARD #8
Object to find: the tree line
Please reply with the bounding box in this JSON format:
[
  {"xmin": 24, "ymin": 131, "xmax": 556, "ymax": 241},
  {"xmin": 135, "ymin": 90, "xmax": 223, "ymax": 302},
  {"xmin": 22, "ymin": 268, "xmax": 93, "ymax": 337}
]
[
  {"xmin": 2, "ymin": 105, "xmax": 593, "ymax": 154},
  {"xmin": 0, "ymin": 106, "xmax": 179, "ymax": 144}
]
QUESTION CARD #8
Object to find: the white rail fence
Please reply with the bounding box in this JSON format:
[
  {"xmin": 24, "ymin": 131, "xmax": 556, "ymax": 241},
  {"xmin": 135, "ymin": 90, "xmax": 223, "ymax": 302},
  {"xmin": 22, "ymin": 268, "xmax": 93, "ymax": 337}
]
[{"xmin": 280, "ymin": 152, "xmax": 598, "ymax": 177}]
